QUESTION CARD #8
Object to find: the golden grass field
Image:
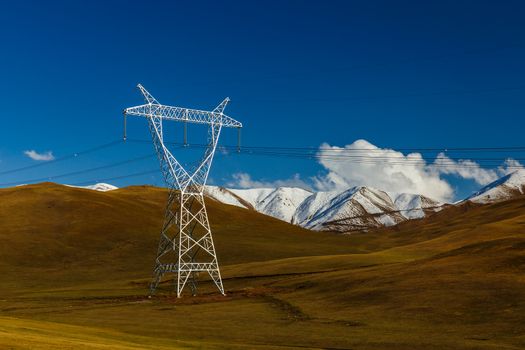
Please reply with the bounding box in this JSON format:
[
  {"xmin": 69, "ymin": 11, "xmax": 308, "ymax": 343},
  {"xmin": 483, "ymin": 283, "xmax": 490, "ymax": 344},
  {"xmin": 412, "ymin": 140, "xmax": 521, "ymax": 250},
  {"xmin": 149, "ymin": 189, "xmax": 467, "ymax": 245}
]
[{"xmin": 0, "ymin": 183, "xmax": 524, "ymax": 349}]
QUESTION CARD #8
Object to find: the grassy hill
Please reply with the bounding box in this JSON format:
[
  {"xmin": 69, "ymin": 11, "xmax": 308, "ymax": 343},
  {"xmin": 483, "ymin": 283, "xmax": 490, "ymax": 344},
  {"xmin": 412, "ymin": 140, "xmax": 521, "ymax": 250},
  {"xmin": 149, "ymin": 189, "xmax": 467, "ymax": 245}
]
[{"xmin": 0, "ymin": 183, "xmax": 524, "ymax": 349}]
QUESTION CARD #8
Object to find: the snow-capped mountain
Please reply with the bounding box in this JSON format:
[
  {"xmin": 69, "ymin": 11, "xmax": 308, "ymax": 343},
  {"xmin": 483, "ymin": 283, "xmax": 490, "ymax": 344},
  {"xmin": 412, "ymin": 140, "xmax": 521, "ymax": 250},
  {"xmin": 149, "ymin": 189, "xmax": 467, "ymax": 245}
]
[
  {"xmin": 205, "ymin": 185, "xmax": 443, "ymax": 233},
  {"xmin": 68, "ymin": 183, "xmax": 119, "ymax": 192},
  {"xmin": 65, "ymin": 169, "xmax": 525, "ymax": 233},
  {"xmin": 205, "ymin": 186, "xmax": 312, "ymax": 222},
  {"xmin": 465, "ymin": 169, "xmax": 525, "ymax": 204},
  {"xmin": 232, "ymin": 187, "xmax": 312, "ymax": 223},
  {"xmin": 394, "ymin": 193, "xmax": 442, "ymax": 219},
  {"xmin": 293, "ymin": 187, "xmax": 406, "ymax": 232}
]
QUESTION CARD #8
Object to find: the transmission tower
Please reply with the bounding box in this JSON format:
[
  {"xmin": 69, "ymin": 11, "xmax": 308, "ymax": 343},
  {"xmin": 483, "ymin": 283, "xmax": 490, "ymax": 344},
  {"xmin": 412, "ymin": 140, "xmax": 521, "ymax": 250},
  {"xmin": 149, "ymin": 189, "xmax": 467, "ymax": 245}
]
[{"xmin": 124, "ymin": 84, "xmax": 242, "ymax": 297}]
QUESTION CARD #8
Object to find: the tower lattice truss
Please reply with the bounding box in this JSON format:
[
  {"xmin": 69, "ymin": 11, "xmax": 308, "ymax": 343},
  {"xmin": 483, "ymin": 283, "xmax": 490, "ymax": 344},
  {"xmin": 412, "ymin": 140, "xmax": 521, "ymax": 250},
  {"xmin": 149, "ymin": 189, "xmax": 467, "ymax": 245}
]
[{"xmin": 124, "ymin": 84, "xmax": 242, "ymax": 297}]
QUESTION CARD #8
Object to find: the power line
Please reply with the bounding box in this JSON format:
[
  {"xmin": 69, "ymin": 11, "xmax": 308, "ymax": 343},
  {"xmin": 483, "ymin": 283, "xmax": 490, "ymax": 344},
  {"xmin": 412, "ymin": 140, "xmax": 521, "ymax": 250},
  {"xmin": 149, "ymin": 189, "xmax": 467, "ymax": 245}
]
[
  {"xmin": 125, "ymin": 139, "xmax": 525, "ymax": 168},
  {"xmin": 126, "ymin": 138, "xmax": 525, "ymax": 153},
  {"xmin": 0, "ymin": 153, "xmax": 156, "ymax": 187},
  {"xmin": 72, "ymin": 169, "xmax": 159, "ymax": 186},
  {"xmin": 44, "ymin": 148, "xmax": 525, "ymax": 187},
  {"xmin": 232, "ymin": 150, "xmax": 525, "ymax": 169},
  {"xmin": 15, "ymin": 152, "xmax": 521, "ymax": 190},
  {"xmin": 234, "ymin": 149, "xmax": 525, "ymax": 162},
  {"xmin": 0, "ymin": 140, "xmax": 123, "ymax": 176},
  {"xmin": 1, "ymin": 138, "xmax": 524, "ymax": 189}
]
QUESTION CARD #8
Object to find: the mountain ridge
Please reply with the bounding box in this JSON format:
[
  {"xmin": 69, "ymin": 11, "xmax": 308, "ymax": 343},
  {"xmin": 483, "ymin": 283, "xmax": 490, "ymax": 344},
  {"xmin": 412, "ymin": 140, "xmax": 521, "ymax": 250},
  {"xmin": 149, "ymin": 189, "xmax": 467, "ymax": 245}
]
[
  {"xmin": 465, "ymin": 169, "xmax": 525, "ymax": 204},
  {"xmin": 205, "ymin": 185, "xmax": 443, "ymax": 233},
  {"xmin": 206, "ymin": 169, "xmax": 525, "ymax": 233},
  {"xmin": 13, "ymin": 169, "xmax": 525, "ymax": 233}
]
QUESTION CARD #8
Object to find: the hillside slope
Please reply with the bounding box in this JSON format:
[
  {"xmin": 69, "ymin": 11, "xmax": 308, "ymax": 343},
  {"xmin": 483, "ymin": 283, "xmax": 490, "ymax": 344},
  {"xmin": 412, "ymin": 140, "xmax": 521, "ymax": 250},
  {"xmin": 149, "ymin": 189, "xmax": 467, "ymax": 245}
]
[
  {"xmin": 1, "ymin": 183, "xmax": 525, "ymax": 349},
  {"xmin": 0, "ymin": 183, "xmax": 355, "ymax": 290}
]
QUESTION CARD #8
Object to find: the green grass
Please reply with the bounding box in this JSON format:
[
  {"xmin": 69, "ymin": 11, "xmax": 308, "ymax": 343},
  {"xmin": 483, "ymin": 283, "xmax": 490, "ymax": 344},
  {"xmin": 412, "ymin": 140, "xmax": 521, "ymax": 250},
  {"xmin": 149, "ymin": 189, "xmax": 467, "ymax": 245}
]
[{"xmin": 1, "ymin": 183, "xmax": 525, "ymax": 349}]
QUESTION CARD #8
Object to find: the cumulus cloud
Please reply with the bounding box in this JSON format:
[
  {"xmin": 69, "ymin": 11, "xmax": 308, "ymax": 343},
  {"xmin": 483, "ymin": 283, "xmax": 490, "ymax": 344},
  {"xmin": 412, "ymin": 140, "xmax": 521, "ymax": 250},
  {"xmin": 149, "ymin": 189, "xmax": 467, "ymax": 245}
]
[
  {"xmin": 431, "ymin": 153, "xmax": 499, "ymax": 185},
  {"xmin": 313, "ymin": 140, "xmax": 525, "ymax": 202},
  {"xmin": 498, "ymin": 158, "xmax": 524, "ymax": 176},
  {"xmin": 314, "ymin": 140, "xmax": 454, "ymax": 201},
  {"xmin": 227, "ymin": 172, "xmax": 311, "ymax": 190},
  {"xmin": 24, "ymin": 150, "xmax": 55, "ymax": 161},
  {"xmin": 226, "ymin": 139, "xmax": 524, "ymax": 203}
]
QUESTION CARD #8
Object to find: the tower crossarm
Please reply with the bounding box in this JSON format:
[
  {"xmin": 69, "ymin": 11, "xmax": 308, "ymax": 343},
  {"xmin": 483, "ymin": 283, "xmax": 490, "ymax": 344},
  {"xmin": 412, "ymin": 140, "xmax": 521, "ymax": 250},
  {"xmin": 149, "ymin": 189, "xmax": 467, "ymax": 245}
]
[{"xmin": 125, "ymin": 103, "xmax": 242, "ymax": 128}]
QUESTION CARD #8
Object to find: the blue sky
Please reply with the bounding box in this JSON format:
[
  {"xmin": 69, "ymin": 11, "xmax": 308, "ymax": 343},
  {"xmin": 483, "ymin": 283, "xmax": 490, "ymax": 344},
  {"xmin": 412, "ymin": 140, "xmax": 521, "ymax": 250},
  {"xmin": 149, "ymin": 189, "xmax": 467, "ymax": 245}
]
[{"xmin": 0, "ymin": 0, "xmax": 524, "ymax": 201}]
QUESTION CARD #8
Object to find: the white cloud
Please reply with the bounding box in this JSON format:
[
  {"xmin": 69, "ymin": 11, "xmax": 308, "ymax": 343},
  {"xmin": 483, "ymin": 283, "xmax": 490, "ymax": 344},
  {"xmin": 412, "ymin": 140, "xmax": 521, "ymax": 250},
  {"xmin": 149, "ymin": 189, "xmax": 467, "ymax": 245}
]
[
  {"xmin": 225, "ymin": 139, "xmax": 524, "ymax": 203},
  {"xmin": 24, "ymin": 150, "xmax": 55, "ymax": 161},
  {"xmin": 498, "ymin": 158, "xmax": 524, "ymax": 176},
  {"xmin": 227, "ymin": 172, "xmax": 311, "ymax": 190},
  {"xmin": 314, "ymin": 140, "xmax": 454, "ymax": 201},
  {"xmin": 431, "ymin": 152, "xmax": 499, "ymax": 185}
]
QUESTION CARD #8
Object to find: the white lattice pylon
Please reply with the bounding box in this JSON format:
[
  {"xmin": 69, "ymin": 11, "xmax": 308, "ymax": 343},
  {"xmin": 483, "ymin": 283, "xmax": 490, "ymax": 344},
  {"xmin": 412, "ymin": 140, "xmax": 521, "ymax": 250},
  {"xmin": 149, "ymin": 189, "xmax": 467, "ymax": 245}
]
[{"xmin": 124, "ymin": 84, "xmax": 242, "ymax": 297}]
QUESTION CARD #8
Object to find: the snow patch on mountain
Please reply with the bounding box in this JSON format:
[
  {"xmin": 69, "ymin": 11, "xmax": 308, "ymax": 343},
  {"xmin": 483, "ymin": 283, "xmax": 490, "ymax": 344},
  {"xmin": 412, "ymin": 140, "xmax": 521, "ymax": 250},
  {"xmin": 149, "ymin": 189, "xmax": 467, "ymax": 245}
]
[
  {"xmin": 394, "ymin": 193, "xmax": 443, "ymax": 219},
  {"xmin": 292, "ymin": 191, "xmax": 338, "ymax": 227},
  {"xmin": 69, "ymin": 183, "xmax": 119, "ymax": 192},
  {"xmin": 206, "ymin": 184, "xmax": 445, "ymax": 233},
  {"xmin": 205, "ymin": 186, "xmax": 312, "ymax": 222},
  {"xmin": 295, "ymin": 187, "xmax": 406, "ymax": 232},
  {"xmin": 204, "ymin": 186, "xmax": 248, "ymax": 208},
  {"xmin": 206, "ymin": 170, "xmax": 524, "ymax": 233},
  {"xmin": 465, "ymin": 169, "xmax": 525, "ymax": 204},
  {"xmin": 250, "ymin": 187, "xmax": 313, "ymax": 223}
]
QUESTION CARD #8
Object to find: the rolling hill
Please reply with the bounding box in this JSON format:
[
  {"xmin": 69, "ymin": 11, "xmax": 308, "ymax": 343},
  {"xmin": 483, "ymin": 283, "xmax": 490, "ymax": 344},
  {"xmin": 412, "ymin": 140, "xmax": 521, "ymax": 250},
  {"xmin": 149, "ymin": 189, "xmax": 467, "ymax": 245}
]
[{"xmin": 0, "ymin": 182, "xmax": 525, "ymax": 349}]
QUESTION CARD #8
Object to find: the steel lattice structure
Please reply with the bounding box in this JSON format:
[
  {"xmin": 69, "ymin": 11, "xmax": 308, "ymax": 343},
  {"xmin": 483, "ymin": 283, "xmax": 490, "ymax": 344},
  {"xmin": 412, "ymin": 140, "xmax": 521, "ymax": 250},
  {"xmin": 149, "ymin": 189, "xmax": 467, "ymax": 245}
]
[{"xmin": 124, "ymin": 84, "xmax": 242, "ymax": 297}]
